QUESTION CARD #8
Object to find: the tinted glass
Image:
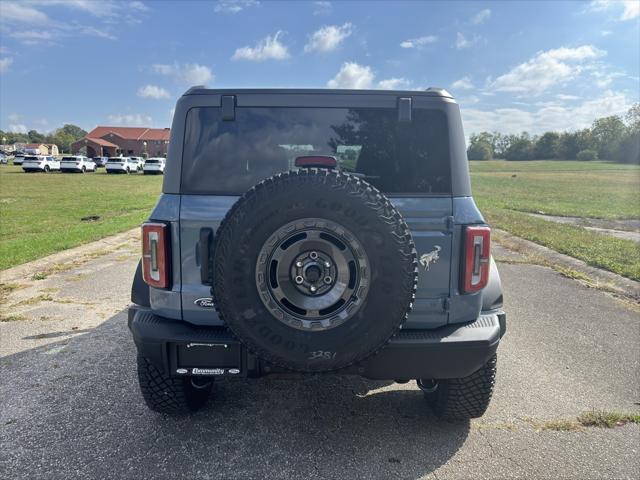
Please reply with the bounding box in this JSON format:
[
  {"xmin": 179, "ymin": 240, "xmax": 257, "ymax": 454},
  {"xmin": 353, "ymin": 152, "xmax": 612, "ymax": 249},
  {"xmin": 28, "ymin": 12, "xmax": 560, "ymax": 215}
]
[{"xmin": 182, "ymin": 107, "xmax": 451, "ymax": 195}]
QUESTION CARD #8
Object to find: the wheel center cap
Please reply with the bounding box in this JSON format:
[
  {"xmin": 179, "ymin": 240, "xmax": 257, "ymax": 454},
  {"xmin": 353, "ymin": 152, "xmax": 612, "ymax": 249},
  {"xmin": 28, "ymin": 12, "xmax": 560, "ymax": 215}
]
[{"xmin": 304, "ymin": 264, "xmax": 322, "ymax": 283}]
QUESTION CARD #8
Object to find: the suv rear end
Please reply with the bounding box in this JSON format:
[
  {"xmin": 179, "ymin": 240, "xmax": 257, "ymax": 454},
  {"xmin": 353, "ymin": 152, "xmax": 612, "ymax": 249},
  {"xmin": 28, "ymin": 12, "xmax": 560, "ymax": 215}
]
[{"xmin": 128, "ymin": 88, "xmax": 506, "ymax": 418}]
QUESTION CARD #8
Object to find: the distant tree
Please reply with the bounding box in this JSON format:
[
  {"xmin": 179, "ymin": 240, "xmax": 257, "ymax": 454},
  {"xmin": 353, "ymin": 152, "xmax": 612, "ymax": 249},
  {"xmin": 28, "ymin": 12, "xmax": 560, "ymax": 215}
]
[
  {"xmin": 58, "ymin": 124, "xmax": 87, "ymax": 139},
  {"xmin": 50, "ymin": 124, "xmax": 87, "ymax": 152},
  {"xmin": 576, "ymin": 149, "xmax": 598, "ymax": 161},
  {"xmin": 625, "ymin": 103, "xmax": 640, "ymax": 133},
  {"xmin": 490, "ymin": 132, "xmax": 510, "ymax": 158},
  {"xmin": 613, "ymin": 132, "xmax": 640, "ymax": 164},
  {"xmin": 504, "ymin": 132, "xmax": 534, "ymax": 161},
  {"xmin": 591, "ymin": 116, "xmax": 626, "ymax": 160},
  {"xmin": 467, "ymin": 141, "xmax": 493, "ymax": 160},
  {"xmin": 557, "ymin": 129, "xmax": 593, "ymax": 160},
  {"xmin": 467, "ymin": 132, "xmax": 494, "ymax": 160},
  {"xmin": 534, "ymin": 132, "xmax": 560, "ymax": 159},
  {"xmin": 612, "ymin": 104, "xmax": 640, "ymax": 164},
  {"xmin": 27, "ymin": 129, "xmax": 45, "ymax": 143}
]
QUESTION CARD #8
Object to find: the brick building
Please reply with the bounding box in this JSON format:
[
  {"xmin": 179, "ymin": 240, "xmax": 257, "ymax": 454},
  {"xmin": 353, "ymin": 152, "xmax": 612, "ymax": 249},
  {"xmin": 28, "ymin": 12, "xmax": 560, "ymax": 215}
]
[{"xmin": 72, "ymin": 126, "xmax": 170, "ymax": 158}]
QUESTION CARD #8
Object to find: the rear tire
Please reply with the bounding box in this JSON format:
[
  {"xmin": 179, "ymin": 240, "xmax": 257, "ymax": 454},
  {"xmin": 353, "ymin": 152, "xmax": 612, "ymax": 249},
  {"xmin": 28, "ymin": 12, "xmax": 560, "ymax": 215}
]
[
  {"xmin": 44, "ymin": 165, "xmax": 50, "ymax": 173},
  {"xmin": 419, "ymin": 354, "xmax": 497, "ymax": 420},
  {"xmin": 81, "ymin": 166, "xmax": 86, "ymax": 173},
  {"xmin": 136, "ymin": 355, "xmax": 212, "ymax": 414}
]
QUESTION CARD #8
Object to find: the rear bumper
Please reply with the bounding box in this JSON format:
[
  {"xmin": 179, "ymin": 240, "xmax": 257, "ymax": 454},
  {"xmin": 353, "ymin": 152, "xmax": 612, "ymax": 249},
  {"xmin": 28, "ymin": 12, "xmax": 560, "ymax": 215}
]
[{"xmin": 128, "ymin": 306, "xmax": 505, "ymax": 380}]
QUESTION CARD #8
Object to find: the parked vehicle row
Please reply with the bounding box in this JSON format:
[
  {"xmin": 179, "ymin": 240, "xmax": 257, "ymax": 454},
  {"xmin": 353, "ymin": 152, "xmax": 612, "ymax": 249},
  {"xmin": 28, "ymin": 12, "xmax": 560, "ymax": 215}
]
[{"xmin": 2, "ymin": 154, "xmax": 166, "ymax": 175}]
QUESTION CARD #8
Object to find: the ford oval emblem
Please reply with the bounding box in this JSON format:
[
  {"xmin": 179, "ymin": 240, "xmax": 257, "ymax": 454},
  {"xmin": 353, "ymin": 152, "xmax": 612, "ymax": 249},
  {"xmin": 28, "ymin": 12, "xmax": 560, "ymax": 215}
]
[{"xmin": 194, "ymin": 297, "xmax": 215, "ymax": 308}]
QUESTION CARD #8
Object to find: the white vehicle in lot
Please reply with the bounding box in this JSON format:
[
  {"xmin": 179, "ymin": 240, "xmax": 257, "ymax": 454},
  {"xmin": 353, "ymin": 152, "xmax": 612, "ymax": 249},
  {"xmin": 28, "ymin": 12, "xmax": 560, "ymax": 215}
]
[
  {"xmin": 60, "ymin": 155, "xmax": 96, "ymax": 173},
  {"xmin": 22, "ymin": 155, "xmax": 60, "ymax": 173},
  {"xmin": 142, "ymin": 157, "xmax": 165, "ymax": 174},
  {"xmin": 13, "ymin": 154, "xmax": 25, "ymax": 166},
  {"xmin": 129, "ymin": 156, "xmax": 144, "ymax": 171},
  {"xmin": 105, "ymin": 157, "xmax": 139, "ymax": 174}
]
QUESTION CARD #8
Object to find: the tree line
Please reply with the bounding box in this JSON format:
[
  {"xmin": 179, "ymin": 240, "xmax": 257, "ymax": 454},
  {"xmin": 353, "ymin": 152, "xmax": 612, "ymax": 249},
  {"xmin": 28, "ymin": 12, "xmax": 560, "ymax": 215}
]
[
  {"xmin": 467, "ymin": 103, "xmax": 640, "ymax": 163},
  {"xmin": 0, "ymin": 124, "xmax": 87, "ymax": 153}
]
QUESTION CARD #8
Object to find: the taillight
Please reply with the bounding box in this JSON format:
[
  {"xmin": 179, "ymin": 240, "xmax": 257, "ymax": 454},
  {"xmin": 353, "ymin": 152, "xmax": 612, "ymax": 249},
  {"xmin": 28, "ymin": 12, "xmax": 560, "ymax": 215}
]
[
  {"xmin": 462, "ymin": 226, "xmax": 491, "ymax": 293},
  {"xmin": 142, "ymin": 222, "xmax": 170, "ymax": 288}
]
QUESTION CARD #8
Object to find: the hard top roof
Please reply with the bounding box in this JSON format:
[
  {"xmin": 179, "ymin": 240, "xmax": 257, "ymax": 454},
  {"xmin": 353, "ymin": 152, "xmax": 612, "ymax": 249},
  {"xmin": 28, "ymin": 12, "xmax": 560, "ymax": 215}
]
[{"xmin": 183, "ymin": 87, "xmax": 453, "ymax": 99}]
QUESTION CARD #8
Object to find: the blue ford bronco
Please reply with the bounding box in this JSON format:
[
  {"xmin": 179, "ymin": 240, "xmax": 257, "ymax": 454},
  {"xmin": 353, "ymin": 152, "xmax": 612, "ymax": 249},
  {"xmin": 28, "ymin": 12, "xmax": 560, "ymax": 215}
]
[{"xmin": 128, "ymin": 88, "xmax": 506, "ymax": 419}]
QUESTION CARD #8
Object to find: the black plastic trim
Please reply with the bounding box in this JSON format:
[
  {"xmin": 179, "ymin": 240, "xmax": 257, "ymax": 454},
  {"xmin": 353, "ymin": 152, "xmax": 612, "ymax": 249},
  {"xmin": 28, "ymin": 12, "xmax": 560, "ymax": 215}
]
[
  {"xmin": 128, "ymin": 305, "xmax": 505, "ymax": 380},
  {"xmin": 130, "ymin": 261, "xmax": 150, "ymax": 307}
]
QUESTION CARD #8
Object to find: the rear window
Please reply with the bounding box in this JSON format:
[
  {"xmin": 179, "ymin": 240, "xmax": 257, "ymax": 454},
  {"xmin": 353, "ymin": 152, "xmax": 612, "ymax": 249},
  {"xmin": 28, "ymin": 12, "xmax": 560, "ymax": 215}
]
[
  {"xmin": 145, "ymin": 159, "xmax": 159, "ymax": 164},
  {"xmin": 62, "ymin": 157, "xmax": 76, "ymax": 161},
  {"xmin": 181, "ymin": 107, "xmax": 451, "ymax": 195}
]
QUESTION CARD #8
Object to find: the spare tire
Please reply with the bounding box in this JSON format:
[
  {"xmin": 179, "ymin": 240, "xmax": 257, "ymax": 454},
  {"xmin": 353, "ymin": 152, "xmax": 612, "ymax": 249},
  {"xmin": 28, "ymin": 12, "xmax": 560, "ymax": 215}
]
[{"xmin": 213, "ymin": 169, "xmax": 417, "ymax": 372}]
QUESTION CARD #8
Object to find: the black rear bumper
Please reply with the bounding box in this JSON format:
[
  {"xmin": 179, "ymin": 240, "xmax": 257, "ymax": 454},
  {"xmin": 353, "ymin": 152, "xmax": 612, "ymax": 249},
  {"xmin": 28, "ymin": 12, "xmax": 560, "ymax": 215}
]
[{"xmin": 128, "ymin": 306, "xmax": 506, "ymax": 380}]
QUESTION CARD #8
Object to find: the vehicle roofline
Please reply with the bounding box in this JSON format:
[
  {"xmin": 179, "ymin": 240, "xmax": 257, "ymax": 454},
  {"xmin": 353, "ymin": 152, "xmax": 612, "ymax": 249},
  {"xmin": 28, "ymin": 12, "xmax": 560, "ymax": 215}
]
[{"xmin": 182, "ymin": 87, "xmax": 455, "ymax": 100}]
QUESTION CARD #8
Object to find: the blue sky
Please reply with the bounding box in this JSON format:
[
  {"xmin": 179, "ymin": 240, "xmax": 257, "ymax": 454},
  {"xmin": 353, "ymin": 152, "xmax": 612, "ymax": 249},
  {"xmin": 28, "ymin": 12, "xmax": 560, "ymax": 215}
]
[{"xmin": 0, "ymin": 0, "xmax": 638, "ymax": 136}]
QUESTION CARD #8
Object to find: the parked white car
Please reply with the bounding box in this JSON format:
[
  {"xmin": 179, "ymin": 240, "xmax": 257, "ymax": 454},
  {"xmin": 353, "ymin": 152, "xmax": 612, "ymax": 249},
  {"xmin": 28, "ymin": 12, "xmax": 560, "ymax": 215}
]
[
  {"xmin": 60, "ymin": 155, "xmax": 96, "ymax": 173},
  {"xmin": 22, "ymin": 155, "xmax": 60, "ymax": 173},
  {"xmin": 129, "ymin": 156, "xmax": 145, "ymax": 171},
  {"xmin": 105, "ymin": 157, "xmax": 139, "ymax": 174},
  {"xmin": 13, "ymin": 154, "xmax": 25, "ymax": 166},
  {"xmin": 142, "ymin": 157, "xmax": 165, "ymax": 174}
]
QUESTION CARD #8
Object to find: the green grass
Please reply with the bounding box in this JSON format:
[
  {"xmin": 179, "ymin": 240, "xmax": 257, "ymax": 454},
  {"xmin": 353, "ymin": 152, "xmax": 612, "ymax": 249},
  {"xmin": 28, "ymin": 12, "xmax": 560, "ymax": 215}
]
[
  {"xmin": 577, "ymin": 410, "xmax": 640, "ymax": 428},
  {"xmin": 0, "ymin": 166, "xmax": 161, "ymax": 270},
  {"xmin": 470, "ymin": 160, "xmax": 640, "ymax": 281},
  {"xmin": 471, "ymin": 160, "xmax": 640, "ymax": 219}
]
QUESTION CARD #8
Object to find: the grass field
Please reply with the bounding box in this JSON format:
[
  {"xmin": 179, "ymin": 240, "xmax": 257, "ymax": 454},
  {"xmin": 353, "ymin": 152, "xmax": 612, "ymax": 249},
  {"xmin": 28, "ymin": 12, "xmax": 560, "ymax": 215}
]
[
  {"xmin": 0, "ymin": 166, "xmax": 162, "ymax": 270},
  {"xmin": 471, "ymin": 160, "xmax": 640, "ymax": 281},
  {"xmin": 0, "ymin": 161, "xmax": 639, "ymax": 281}
]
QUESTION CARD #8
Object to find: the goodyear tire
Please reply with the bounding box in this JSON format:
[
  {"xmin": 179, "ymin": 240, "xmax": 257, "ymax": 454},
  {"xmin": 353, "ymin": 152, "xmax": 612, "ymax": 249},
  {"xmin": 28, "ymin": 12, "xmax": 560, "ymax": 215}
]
[
  {"xmin": 213, "ymin": 169, "xmax": 417, "ymax": 372},
  {"xmin": 419, "ymin": 355, "xmax": 497, "ymax": 420},
  {"xmin": 136, "ymin": 355, "xmax": 212, "ymax": 414}
]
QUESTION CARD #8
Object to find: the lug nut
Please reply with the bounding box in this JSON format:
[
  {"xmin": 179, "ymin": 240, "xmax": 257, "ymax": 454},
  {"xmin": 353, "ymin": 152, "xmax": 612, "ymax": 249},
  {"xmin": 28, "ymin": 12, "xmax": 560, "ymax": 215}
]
[
  {"xmin": 296, "ymin": 261, "xmax": 303, "ymax": 268},
  {"xmin": 310, "ymin": 251, "xmax": 318, "ymax": 259},
  {"xmin": 324, "ymin": 276, "xmax": 332, "ymax": 284},
  {"xmin": 310, "ymin": 285, "xmax": 317, "ymax": 293},
  {"xmin": 295, "ymin": 276, "xmax": 304, "ymax": 284}
]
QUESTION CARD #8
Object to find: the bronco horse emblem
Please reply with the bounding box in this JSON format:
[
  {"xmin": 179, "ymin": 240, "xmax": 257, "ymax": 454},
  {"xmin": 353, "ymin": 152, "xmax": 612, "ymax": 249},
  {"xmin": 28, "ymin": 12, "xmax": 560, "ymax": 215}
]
[{"xmin": 419, "ymin": 246, "xmax": 441, "ymax": 271}]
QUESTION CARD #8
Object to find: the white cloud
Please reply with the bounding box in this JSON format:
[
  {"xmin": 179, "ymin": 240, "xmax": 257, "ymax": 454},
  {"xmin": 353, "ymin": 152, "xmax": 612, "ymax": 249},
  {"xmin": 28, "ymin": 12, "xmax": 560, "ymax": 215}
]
[
  {"xmin": 0, "ymin": 2, "xmax": 49, "ymax": 23},
  {"xmin": 8, "ymin": 124, "xmax": 28, "ymax": 134},
  {"xmin": 490, "ymin": 45, "xmax": 606, "ymax": 95},
  {"xmin": 214, "ymin": 0, "xmax": 259, "ymax": 13},
  {"xmin": 232, "ymin": 31, "xmax": 290, "ymax": 61},
  {"xmin": 377, "ymin": 77, "xmax": 410, "ymax": 90},
  {"xmin": 471, "ymin": 9, "xmax": 491, "ymax": 25},
  {"xmin": 137, "ymin": 85, "xmax": 171, "ymax": 99},
  {"xmin": 79, "ymin": 26, "xmax": 117, "ymax": 40},
  {"xmin": 462, "ymin": 90, "xmax": 632, "ymax": 135},
  {"xmin": 400, "ymin": 35, "xmax": 437, "ymax": 49},
  {"xmin": 313, "ymin": 1, "xmax": 332, "ymax": 15},
  {"xmin": 556, "ymin": 94, "xmax": 580, "ymax": 100},
  {"xmin": 451, "ymin": 76, "xmax": 474, "ymax": 90},
  {"xmin": 304, "ymin": 23, "xmax": 352, "ymax": 53},
  {"xmin": 589, "ymin": 0, "xmax": 640, "ymax": 21},
  {"xmin": 152, "ymin": 63, "xmax": 214, "ymax": 85},
  {"xmin": 621, "ymin": 0, "xmax": 640, "ymax": 20},
  {"xmin": 455, "ymin": 32, "xmax": 478, "ymax": 49},
  {"xmin": 327, "ymin": 62, "xmax": 374, "ymax": 89},
  {"xmin": 107, "ymin": 113, "xmax": 153, "ymax": 126},
  {"xmin": 0, "ymin": 57, "xmax": 14, "ymax": 73}
]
